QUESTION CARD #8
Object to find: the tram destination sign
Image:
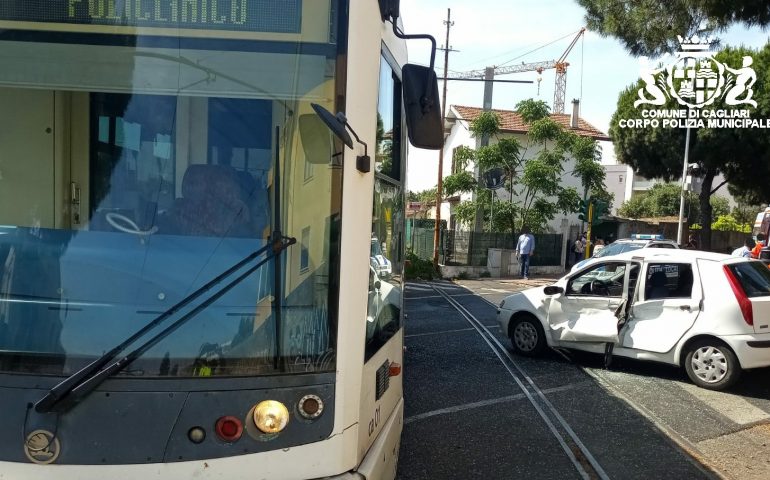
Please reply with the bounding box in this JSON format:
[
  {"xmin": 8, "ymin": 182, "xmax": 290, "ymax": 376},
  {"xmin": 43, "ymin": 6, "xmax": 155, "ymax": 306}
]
[{"xmin": 0, "ymin": 0, "xmax": 302, "ymax": 35}]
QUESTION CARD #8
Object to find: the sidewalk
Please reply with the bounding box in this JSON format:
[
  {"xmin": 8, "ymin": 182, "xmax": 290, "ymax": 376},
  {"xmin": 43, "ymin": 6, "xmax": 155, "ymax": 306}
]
[{"xmin": 452, "ymin": 274, "xmax": 562, "ymax": 299}]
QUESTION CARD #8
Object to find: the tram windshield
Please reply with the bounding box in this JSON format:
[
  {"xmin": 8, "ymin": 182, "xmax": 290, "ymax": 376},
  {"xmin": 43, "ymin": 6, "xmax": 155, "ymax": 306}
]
[{"xmin": 0, "ymin": 1, "xmax": 342, "ymax": 378}]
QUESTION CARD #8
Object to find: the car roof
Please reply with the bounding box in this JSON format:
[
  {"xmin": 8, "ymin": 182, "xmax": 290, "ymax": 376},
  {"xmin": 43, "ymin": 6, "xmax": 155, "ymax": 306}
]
[
  {"xmin": 608, "ymin": 249, "xmax": 732, "ymax": 263},
  {"xmin": 612, "ymin": 238, "xmax": 678, "ymax": 245}
]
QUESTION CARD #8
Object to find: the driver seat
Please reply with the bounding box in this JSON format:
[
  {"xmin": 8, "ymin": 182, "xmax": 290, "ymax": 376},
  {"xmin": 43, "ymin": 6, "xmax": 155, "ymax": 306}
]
[{"xmin": 164, "ymin": 165, "xmax": 252, "ymax": 237}]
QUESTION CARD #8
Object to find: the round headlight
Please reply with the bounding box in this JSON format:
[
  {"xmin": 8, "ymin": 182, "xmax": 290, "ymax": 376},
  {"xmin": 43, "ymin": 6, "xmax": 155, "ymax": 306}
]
[
  {"xmin": 253, "ymin": 400, "xmax": 289, "ymax": 434},
  {"xmin": 298, "ymin": 394, "xmax": 324, "ymax": 420}
]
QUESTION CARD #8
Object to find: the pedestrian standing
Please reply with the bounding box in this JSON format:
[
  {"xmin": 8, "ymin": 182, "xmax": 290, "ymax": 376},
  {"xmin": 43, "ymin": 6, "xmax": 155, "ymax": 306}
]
[
  {"xmin": 593, "ymin": 238, "xmax": 605, "ymax": 255},
  {"xmin": 732, "ymin": 237, "xmax": 755, "ymax": 258},
  {"xmin": 685, "ymin": 234, "xmax": 698, "ymax": 250},
  {"xmin": 573, "ymin": 234, "xmax": 584, "ymax": 265},
  {"xmin": 516, "ymin": 226, "xmax": 535, "ymax": 280},
  {"xmin": 751, "ymin": 233, "xmax": 766, "ymax": 258}
]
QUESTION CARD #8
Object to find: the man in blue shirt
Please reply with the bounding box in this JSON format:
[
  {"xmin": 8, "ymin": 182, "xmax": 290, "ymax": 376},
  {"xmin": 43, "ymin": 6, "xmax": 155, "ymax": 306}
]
[{"xmin": 516, "ymin": 226, "xmax": 535, "ymax": 280}]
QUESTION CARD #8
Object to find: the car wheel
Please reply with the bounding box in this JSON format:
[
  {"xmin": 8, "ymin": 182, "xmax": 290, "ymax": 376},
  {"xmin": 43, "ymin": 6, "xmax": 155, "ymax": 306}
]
[
  {"xmin": 509, "ymin": 315, "xmax": 545, "ymax": 357},
  {"xmin": 684, "ymin": 339, "xmax": 741, "ymax": 391}
]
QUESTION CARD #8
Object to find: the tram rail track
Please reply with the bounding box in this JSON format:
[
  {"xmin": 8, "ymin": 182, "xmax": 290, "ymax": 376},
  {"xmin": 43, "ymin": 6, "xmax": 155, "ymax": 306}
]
[{"xmin": 429, "ymin": 281, "xmax": 610, "ymax": 480}]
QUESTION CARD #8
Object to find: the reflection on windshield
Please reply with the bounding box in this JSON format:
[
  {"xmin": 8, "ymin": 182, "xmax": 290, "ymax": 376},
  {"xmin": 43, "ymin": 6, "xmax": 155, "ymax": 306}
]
[
  {"xmin": 0, "ymin": 6, "xmax": 342, "ymax": 377},
  {"xmin": 596, "ymin": 243, "xmax": 643, "ymax": 257}
]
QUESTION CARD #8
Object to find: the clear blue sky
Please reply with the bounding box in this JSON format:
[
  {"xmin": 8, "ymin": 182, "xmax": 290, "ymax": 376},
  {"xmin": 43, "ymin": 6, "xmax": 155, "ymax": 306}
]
[{"xmin": 401, "ymin": 0, "xmax": 770, "ymax": 191}]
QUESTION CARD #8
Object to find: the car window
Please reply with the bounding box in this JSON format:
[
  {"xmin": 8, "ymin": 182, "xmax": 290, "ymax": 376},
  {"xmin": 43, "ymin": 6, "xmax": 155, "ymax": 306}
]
[
  {"xmin": 727, "ymin": 262, "xmax": 770, "ymax": 298},
  {"xmin": 648, "ymin": 243, "xmax": 675, "ymax": 249},
  {"xmin": 644, "ymin": 263, "xmax": 694, "ymax": 300},
  {"xmin": 568, "ymin": 262, "xmax": 627, "ymax": 297}
]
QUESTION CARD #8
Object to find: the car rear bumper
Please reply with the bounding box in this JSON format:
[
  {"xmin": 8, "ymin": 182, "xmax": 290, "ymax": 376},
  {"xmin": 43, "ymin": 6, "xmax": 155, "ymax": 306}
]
[{"xmin": 723, "ymin": 334, "xmax": 770, "ymax": 369}]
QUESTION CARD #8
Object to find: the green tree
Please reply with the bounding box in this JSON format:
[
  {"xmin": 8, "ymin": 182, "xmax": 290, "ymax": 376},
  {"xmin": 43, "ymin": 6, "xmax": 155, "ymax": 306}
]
[
  {"xmin": 712, "ymin": 214, "xmax": 752, "ymax": 233},
  {"xmin": 406, "ymin": 188, "xmax": 438, "ymax": 219},
  {"xmin": 609, "ymin": 44, "xmax": 770, "ymax": 249},
  {"xmin": 729, "ymin": 187, "xmax": 767, "ymax": 229},
  {"xmin": 617, "ymin": 183, "xmax": 730, "ymax": 224},
  {"xmin": 448, "ymin": 100, "xmax": 607, "ymax": 234},
  {"xmin": 576, "ymin": 0, "xmax": 770, "ymax": 57}
]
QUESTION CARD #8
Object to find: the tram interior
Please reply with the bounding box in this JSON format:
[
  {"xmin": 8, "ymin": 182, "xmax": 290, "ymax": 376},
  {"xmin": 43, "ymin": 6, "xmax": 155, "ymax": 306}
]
[{"xmin": 0, "ymin": 84, "xmax": 337, "ymax": 376}]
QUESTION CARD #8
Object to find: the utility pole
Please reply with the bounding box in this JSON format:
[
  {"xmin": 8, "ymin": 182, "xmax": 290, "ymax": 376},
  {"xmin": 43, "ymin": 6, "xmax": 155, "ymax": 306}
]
[
  {"xmin": 677, "ymin": 126, "xmax": 692, "ymax": 246},
  {"xmin": 433, "ymin": 8, "xmax": 456, "ymax": 268}
]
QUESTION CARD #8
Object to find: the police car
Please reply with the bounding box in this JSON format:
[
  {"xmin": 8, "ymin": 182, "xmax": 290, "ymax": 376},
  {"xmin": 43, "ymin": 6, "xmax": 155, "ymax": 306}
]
[{"xmin": 571, "ymin": 234, "xmax": 679, "ymax": 272}]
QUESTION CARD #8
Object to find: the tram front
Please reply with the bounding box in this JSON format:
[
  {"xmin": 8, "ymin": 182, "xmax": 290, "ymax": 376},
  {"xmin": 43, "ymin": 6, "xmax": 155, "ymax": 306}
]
[{"xmin": 0, "ymin": 1, "xmax": 365, "ymax": 478}]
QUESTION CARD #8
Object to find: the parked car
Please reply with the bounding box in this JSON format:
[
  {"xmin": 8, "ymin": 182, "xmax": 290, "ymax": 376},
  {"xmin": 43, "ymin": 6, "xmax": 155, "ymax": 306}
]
[
  {"xmin": 497, "ymin": 249, "xmax": 770, "ymax": 390},
  {"xmin": 571, "ymin": 234, "xmax": 679, "ymax": 272},
  {"xmin": 370, "ymin": 236, "xmax": 392, "ymax": 278},
  {"xmin": 366, "ymin": 265, "xmax": 401, "ymax": 356}
]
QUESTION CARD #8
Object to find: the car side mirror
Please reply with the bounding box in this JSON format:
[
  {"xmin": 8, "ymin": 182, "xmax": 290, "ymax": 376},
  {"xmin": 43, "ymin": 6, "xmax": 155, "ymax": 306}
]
[{"xmin": 543, "ymin": 285, "xmax": 564, "ymax": 296}]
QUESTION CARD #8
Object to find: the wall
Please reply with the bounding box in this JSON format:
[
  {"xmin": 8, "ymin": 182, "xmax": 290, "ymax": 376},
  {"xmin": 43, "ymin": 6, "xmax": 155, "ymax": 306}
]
[{"xmin": 603, "ymin": 164, "xmax": 632, "ymax": 215}]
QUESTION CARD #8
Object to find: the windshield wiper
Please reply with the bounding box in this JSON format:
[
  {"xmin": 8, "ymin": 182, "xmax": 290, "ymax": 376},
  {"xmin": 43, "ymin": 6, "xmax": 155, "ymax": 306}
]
[{"xmin": 34, "ymin": 235, "xmax": 295, "ymax": 414}]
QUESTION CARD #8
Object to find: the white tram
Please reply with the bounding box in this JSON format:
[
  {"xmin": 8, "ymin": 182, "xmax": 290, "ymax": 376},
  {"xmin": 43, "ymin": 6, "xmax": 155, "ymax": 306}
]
[{"xmin": 0, "ymin": 1, "xmax": 441, "ymax": 478}]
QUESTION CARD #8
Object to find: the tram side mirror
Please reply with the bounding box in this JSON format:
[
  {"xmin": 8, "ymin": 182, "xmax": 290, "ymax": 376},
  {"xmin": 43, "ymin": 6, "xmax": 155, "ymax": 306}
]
[
  {"xmin": 299, "ymin": 114, "xmax": 335, "ymax": 164},
  {"xmin": 402, "ymin": 64, "xmax": 443, "ymax": 150},
  {"xmin": 308, "ymin": 104, "xmax": 353, "ymax": 148},
  {"xmin": 309, "ymin": 103, "xmax": 371, "ymax": 173},
  {"xmin": 543, "ymin": 285, "xmax": 564, "ymax": 296}
]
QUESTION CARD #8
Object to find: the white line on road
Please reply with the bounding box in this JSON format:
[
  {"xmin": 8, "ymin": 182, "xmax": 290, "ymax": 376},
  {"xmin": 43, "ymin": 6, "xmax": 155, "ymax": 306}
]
[
  {"xmin": 678, "ymin": 382, "xmax": 770, "ymax": 426},
  {"xmin": 404, "ymin": 327, "xmax": 476, "ymax": 337},
  {"xmin": 406, "ymin": 293, "xmax": 484, "ymax": 300},
  {"xmin": 404, "ymin": 325, "xmax": 500, "ymax": 338},
  {"xmin": 404, "ymin": 381, "xmax": 592, "ymax": 425}
]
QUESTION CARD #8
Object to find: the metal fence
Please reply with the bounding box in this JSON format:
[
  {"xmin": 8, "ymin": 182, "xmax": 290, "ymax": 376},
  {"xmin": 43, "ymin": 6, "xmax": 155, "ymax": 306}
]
[{"xmin": 409, "ymin": 227, "xmax": 563, "ymax": 267}]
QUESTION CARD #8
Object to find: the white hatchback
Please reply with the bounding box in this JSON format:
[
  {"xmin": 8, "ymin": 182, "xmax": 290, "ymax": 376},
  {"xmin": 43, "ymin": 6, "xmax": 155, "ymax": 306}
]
[{"xmin": 497, "ymin": 250, "xmax": 770, "ymax": 390}]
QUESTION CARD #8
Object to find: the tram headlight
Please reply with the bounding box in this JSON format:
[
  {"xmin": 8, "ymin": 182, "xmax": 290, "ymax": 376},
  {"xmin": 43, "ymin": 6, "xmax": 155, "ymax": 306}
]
[
  {"xmin": 298, "ymin": 394, "xmax": 324, "ymax": 419},
  {"xmin": 253, "ymin": 400, "xmax": 290, "ymax": 434}
]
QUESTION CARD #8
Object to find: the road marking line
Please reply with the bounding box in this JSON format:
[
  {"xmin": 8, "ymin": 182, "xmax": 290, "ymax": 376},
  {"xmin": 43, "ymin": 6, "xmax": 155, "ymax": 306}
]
[
  {"xmin": 481, "ymin": 287, "xmax": 511, "ymax": 293},
  {"xmin": 678, "ymin": 382, "xmax": 770, "ymax": 425},
  {"xmin": 404, "ymin": 325, "xmax": 500, "ymax": 338},
  {"xmin": 404, "ymin": 327, "xmax": 476, "ymax": 337},
  {"xmin": 404, "ymin": 381, "xmax": 592, "ymax": 425}
]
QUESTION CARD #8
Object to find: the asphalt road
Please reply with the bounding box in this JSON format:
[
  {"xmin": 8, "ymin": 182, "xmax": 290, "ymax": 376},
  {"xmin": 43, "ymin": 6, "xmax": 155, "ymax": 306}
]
[
  {"xmin": 397, "ymin": 279, "xmax": 716, "ymax": 480},
  {"xmin": 450, "ymin": 276, "xmax": 770, "ymax": 479}
]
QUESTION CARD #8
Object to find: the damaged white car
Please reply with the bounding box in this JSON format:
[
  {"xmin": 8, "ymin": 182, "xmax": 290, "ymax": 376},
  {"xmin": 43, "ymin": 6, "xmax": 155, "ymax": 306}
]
[{"xmin": 496, "ymin": 250, "xmax": 770, "ymax": 390}]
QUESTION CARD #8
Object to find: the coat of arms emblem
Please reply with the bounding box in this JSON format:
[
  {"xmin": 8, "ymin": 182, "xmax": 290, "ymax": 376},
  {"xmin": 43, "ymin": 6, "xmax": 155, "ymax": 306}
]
[{"xmin": 634, "ymin": 35, "xmax": 757, "ymax": 109}]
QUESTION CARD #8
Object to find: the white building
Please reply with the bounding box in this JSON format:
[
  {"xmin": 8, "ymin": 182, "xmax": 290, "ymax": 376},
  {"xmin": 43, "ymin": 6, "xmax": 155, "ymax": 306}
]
[{"xmin": 439, "ymin": 101, "xmax": 610, "ymax": 233}]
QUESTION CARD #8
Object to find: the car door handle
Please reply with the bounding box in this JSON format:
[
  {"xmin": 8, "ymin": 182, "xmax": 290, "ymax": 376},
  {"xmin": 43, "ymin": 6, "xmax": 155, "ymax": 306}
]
[{"xmin": 679, "ymin": 305, "xmax": 692, "ymax": 312}]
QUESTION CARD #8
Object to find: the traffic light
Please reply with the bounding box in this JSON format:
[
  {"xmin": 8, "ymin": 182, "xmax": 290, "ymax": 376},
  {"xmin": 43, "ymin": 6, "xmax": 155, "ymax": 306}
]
[
  {"xmin": 578, "ymin": 199, "xmax": 590, "ymax": 222},
  {"xmin": 592, "ymin": 199, "xmax": 609, "ymax": 225}
]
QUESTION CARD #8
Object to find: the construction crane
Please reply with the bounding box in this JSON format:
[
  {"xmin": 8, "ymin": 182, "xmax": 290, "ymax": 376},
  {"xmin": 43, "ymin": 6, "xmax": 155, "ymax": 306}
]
[{"xmin": 455, "ymin": 27, "xmax": 586, "ymax": 113}]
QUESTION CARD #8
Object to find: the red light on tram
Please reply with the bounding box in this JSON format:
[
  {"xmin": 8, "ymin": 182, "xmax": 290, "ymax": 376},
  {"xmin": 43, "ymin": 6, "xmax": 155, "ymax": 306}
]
[
  {"xmin": 215, "ymin": 416, "xmax": 243, "ymax": 442},
  {"xmin": 389, "ymin": 362, "xmax": 402, "ymax": 377}
]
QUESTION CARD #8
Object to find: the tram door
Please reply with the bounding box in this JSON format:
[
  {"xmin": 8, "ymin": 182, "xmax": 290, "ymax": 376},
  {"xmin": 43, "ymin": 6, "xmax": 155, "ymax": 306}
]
[{"xmin": 0, "ymin": 88, "xmax": 58, "ymax": 229}]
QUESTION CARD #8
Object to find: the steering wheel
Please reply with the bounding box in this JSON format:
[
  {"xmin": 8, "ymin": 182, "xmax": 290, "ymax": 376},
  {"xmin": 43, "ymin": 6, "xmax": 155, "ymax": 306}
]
[
  {"xmin": 105, "ymin": 212, "xmax": 158, "ymax": 236},
  {"xmin": 590, "ymin": 280, "xmax": 609, "ymax": 296}
]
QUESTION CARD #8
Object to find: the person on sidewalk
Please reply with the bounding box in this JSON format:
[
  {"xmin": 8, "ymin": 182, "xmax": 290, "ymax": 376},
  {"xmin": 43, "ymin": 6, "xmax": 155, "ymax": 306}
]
[
  {"xmin": 593, "ymin": 237, "xmax": 605, "ymax": 255},
  {"xmin": 685, "ymin": 233, "xmax": 699, "ymax": 250},
  {"xmin": 516, "ymin": 226, "xmax": 535, "ymax": 280},
  {"xmin": 572, "ymin": 234, "xmax": 584, "ymax": 266},
  {"xmin": 751, "ymin": 233, "xmax": 766, "ymax": 259},
  {"xmin": 732, "ymin": 237, "xmax": 755, "ymax": 258}
]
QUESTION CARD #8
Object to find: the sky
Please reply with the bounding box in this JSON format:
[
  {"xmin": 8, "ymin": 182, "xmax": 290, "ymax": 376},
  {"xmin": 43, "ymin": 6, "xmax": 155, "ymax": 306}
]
[{"xmin": 400, "ymin": 0, "xmax": 770, "ymax": 192}]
